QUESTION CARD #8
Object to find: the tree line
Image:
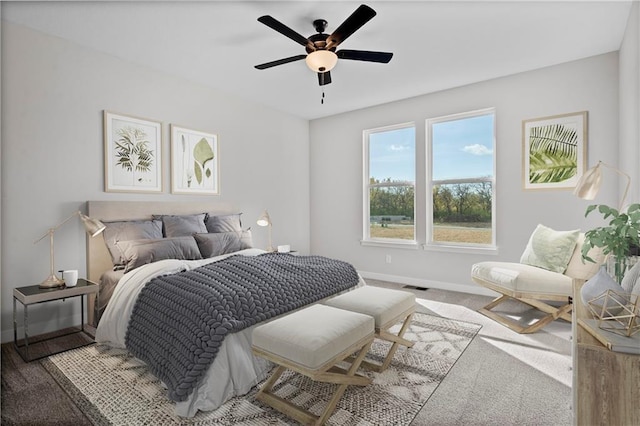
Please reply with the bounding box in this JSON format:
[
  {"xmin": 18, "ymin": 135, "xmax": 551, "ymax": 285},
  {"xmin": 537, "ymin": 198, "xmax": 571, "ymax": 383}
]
[{"xmin": 370, "ymin": 178, "xmax": 492, "ymax": 223}]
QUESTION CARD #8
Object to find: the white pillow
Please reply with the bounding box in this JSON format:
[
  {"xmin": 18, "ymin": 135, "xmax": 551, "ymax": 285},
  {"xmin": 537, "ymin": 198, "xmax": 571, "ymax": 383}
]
[{"xmin": 520, "ymin": 224, "xmax": 580, "ymax": 273}]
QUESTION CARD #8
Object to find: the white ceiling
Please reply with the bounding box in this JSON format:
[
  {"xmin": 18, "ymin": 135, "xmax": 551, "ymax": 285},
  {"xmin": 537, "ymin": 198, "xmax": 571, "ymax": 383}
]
[{"xmin": 3, "ymin": 1, "xmax": 633, "ymax": 120}]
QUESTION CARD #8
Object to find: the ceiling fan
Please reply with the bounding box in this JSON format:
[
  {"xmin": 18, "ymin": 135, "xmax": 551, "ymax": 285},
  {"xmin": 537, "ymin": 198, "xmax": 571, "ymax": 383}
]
[{"xmin": 254, "ymin": 4, "xmax": 393, "ymax": 86}]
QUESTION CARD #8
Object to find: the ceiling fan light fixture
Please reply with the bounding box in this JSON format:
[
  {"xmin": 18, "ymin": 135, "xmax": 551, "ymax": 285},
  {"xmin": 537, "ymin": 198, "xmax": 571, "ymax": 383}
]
[{"xmin": 305, "ymin": 50, "xmax": 338, "ymax": 73}]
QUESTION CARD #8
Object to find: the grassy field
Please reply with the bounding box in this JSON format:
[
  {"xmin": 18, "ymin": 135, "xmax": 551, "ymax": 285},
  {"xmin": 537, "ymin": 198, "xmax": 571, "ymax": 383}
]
[{"xmin": 370, "ymin": 223, "xmax": 492, "ymax": 244}]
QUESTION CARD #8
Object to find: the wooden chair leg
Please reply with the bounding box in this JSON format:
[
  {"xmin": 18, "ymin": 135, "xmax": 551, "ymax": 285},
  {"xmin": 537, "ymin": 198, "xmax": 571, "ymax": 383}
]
[{"xmin": 478, "ymin": 294, "xmax": 572, "ymax": 334}]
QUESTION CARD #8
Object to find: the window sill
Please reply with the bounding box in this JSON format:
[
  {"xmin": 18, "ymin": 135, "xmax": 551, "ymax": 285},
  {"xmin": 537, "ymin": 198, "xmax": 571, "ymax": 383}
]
[
  {"xmin": 422, "ymin": 243, "xmax": 499, "ymax": 255},
  {"xmin": 360, "ymin": 239, "xmax": 420, "ymax": 250}
]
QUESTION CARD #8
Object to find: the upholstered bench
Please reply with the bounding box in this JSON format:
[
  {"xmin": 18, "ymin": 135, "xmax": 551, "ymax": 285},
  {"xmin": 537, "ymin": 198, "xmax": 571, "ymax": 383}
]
[
  {"xmin": 252, "ymin": 304, "xmax": 374, "ymax": 425},
  {"xmin": 324, "ymin": 286, "xmax": 415, "ymax": 372}
]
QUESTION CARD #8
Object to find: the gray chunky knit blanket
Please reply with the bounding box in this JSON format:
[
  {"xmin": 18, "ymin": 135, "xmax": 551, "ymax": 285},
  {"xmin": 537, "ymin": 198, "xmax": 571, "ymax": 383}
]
[{"xmin": 125, "ymin": 253, "xmax": 359, "ymax": 402}]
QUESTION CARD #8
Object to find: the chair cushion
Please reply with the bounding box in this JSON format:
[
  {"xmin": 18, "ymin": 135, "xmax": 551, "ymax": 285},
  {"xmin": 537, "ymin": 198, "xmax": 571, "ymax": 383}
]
[
  {"xmin": 472, "ymin": 261, "xmax": 573, "ymax": 297},
  {"xmin": 323, "ymin": 286, "xmax": 415, "ymax": 327},
  {"xmin": 252, "ymin": 304, "xmax": 373, "ymax": 371}
]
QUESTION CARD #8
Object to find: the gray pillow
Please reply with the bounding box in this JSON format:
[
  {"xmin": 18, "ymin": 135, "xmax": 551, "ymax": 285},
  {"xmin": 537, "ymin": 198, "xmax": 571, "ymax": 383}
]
[
  {"xmin": 153, "ymin": 213, "xmax": 207, "ymax": 237},
  {"xmin": 102, "ymin": 220, "xmax": 163, "ymax": 267},
  {"xmin": 580, "ymin": 266, "xmax": 624, "ymax": 311},
  {"xmin": 205, "ymin": 213, "xmax": 243, "ymax": 233},
  {"xmin": 194, "ymin": 230, "xmax": 253, "ymax": 258},
  {"xmin": 116, "ymin": 236, "xmax": 202, "ymax": 272},
  {"xmin": 621, "ymin": 261, "xmax": 640, "ymax": 294}
]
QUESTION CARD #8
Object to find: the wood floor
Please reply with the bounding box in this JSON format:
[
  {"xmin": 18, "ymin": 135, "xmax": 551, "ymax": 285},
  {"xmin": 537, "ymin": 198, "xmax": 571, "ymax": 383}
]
[
  {"xmin": 1, "ymin": 328, "xmax": 95, "ymax": 425},
  {"xmin": 0, "ymin": 282, "xmax": 493, "ymax": 425}
]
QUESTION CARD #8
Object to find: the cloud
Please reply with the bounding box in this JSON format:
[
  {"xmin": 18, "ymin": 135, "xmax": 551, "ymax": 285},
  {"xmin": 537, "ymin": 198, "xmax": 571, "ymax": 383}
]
[
  {"xmin": 389, "ymin": 144, "xmax": 408, "ymax": 152},
  {"xmin": 463, "ymin": 144, "xmax": 492, "ymax": 155}
]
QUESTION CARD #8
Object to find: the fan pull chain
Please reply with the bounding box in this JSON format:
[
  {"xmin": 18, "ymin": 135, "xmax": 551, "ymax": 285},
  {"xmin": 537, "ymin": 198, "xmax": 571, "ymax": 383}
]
[{"xmin": 321, "ymin": 90, "xmax": 325, "ymax": 104}]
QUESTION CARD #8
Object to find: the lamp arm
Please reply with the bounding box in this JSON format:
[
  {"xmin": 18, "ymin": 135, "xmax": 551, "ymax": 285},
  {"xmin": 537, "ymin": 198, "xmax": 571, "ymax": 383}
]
[
  {"xmin": 33, "ymin": 211, "xmax": 81, "ymax": 244},
  {"xmin": 599, "ymin": 161, "xmax": 631, "ymax": 210}
]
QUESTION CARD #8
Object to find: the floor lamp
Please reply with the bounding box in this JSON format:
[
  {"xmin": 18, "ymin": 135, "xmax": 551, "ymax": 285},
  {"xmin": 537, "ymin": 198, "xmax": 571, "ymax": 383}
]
[
  {"xmin": 34, "ymin": 211, "xmax": 106, "ymax": 288},
  {"xmin": 573, "ymin": 160, "xmax": 631, "ymax": 211},
  {"xmin": 256, "ymin": 210, "xmax": 274, "ymax": 252}
]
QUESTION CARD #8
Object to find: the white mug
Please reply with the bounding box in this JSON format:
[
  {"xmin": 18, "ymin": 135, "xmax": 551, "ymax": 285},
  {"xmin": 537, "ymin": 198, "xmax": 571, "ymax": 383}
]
[{"xmin": 63, "ymin": 270, "xmax": 78, "ymax": 287}]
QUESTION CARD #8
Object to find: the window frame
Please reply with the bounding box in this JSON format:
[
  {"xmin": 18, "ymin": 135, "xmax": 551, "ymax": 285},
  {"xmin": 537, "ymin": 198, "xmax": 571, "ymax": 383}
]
[
  {"xmin": 362, "ymin": 122, "xmax": 417, "ymax": 246},
  {"xmin": 425, "ymin": 108, "xmax": 497, "ymax": 251}
]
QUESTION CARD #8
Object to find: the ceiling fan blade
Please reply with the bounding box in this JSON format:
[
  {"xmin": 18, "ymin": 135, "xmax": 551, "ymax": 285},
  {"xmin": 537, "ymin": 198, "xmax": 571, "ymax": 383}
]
[
  {"xmin": 257, "ymin": 15, "xmax": 315, "ymax": 51},
  {"xmin": 318, "ymin": 71, "xmax": 332, "ymax": 86},
  {"xmin": 336, "ymin": 49, "xmax": 393, "ymax": 63},
  {"xmin": 255, "ymin": 54, "xmax": 307, "ymax": 70},
  {"xmin": 325, "ymin": 4, "xmax": 377, "ymax": 50}
]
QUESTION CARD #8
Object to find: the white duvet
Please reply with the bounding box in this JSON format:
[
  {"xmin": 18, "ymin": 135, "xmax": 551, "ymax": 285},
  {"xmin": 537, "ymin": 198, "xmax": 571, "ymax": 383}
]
[
  {"xmin": 95, "ymin": 248, "xmax": 365, "ymax": 417},
  {"xmin": 95, "ymin": 248, "xmax": 273, "ymax": 417}
]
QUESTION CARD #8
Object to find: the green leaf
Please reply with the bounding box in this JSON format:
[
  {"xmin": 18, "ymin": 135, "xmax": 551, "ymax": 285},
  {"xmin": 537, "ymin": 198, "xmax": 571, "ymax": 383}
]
[
  {"xmin": 194, "ymin": 138, "xmax": 214, "ymax": 167},
  {"xmin": 194, "ymin": 161, "xmax": 202, "ymax": 184},
  {"xmin": 528, "ymin": 123, "xmax": 578, "ymax": 184},
  {"xmin": 585, "ymin": 204, "xmax": 597, "ymax": 217}
]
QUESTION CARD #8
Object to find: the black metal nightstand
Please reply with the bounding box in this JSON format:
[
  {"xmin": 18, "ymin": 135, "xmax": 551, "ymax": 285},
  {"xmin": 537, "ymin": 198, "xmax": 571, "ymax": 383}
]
[{"xmin": 13, "ymin": 279, "xmax": 99, "ymax": 362}]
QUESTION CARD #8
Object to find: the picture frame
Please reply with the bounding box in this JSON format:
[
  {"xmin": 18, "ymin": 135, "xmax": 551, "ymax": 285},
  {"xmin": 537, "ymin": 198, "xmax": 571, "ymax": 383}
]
[
  {"xmin": 522, "ymin": 111, "xmax": 587, "ymax": 191},
  {"xmin": 103, "ymin": 111, "xmax": 163, "ymax": 193},
  {"xmin": 170, "ymin": 124, "xmax": 219, "ymax": 195}
]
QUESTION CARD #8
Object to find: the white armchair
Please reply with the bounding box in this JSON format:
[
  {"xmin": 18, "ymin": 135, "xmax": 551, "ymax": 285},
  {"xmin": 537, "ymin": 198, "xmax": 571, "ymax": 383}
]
[{"xmin": 471, "ymin": 231, "xmax": 603, "ymax": 333}]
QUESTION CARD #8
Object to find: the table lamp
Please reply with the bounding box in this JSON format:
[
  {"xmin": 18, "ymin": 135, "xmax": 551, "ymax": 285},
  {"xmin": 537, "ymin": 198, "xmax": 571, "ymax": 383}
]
[
  {"xmin": 34, "ymin": 210, "xmax": 106, "ymax": 288},
  {"xmin": 256, "ymin": 210, "xmax": 274, "ymax": 252}
]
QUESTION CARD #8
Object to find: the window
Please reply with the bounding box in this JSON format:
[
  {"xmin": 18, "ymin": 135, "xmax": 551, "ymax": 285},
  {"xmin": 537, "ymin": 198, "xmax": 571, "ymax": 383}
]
[
  {"xmin": 363, "ymin": 123, "xmax": 415, "ymax": 243},
  {"xmin": 427, "ymin": 109, "xmax": 495, "ymax": 248}
]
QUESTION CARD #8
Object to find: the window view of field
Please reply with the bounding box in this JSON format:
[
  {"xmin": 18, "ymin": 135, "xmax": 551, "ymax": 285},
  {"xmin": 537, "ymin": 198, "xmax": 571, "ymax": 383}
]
[
  {"xmin": 370, "ymin": 181, "xmax": 492, "ymax": 244},
  {"xmin": 370, "ymin": 222, "xmax": 491, "ymax": 244},
  {"xmin": 367, "ymin": 111, "xmax": 494, "ymax": 245}
]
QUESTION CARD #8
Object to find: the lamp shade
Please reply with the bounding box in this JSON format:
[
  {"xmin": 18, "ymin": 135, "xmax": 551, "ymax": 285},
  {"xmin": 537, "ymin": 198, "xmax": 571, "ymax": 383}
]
[
  {"xmin": 573, "ymin": 162, "xmax": 602, "ymax": 200},
  {"xmin": 35, "ymin": 210, "xmax": 106, "ymax": 288},
  {"xmin": 257, "ymin": 210, "xmax": 271, "ymax": 227},
  {"xmin": 80, "ymin": 213, "xmax": 106, "ymax": 237},
  {"xmin": 305, "ymin": 50, "xmax": 338, "ymax": 73}
]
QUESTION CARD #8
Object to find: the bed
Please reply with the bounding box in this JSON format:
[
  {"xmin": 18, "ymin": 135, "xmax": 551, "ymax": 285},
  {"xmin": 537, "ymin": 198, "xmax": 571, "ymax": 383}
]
[{"xmin": 85, "ymin": 200, "xmax": 363, "ymax": 417}]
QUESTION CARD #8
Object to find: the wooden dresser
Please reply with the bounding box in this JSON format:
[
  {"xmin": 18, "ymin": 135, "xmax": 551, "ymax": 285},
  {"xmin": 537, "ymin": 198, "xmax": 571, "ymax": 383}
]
[{"xmin": 572, "ymin": 281, "xmax": 640, "ymax": 425}]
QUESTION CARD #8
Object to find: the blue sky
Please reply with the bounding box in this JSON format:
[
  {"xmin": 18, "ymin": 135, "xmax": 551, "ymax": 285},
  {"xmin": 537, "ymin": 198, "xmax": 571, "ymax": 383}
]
[{"xmin": 369, "ymin": 114, "xmax": 494, "ymax": 182}]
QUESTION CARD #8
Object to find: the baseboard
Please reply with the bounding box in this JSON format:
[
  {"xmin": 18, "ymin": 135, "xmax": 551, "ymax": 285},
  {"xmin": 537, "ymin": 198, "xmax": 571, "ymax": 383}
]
[
  {"xmin": 1, "ymin": 312, "xmax": 85, "ymax": 344},
  {"xmin": 357, "ymin": 270, "xmax": 499, "ymax": 298}
]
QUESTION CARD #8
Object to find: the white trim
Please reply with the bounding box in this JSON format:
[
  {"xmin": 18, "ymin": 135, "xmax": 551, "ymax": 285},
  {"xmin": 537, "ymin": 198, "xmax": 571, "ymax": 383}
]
[
  {"xmin": 422, "ymin": 243, "xmax": 499, "ymax": 255},
  {"xmin": 362, "ymin": 121, "xmax": 416, "ymax": 243},
  {"xmin": 357, "ymin": 270, "xmax": 499, "ymax": 297},
  {"xmin": 360, "ymin": 239, "xmax": 420, "ymax": 249},
  {"xmin": 425, "ymin": 107, "xmax": 497, "ymax": 249}
]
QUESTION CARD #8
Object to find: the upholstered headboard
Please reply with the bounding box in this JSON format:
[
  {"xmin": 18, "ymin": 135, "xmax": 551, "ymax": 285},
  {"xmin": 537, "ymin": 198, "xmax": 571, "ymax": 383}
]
[{"xmin": 86, "ymin": 200, "xmax": 239, "ymax": 284}]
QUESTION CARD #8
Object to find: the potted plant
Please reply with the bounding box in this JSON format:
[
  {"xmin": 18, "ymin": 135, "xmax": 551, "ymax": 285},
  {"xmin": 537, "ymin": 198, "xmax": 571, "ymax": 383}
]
[{"xmin": 581, "ymin": 203, "xmax": 640, "ymax": 284}]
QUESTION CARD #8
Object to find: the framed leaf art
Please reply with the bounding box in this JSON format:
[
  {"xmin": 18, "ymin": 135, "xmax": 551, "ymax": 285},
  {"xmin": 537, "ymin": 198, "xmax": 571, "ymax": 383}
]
[
  {"xmin": 522, "ymin": 111, "xmax": 587, "ymax": 191},
  {"xmin": 104, "ymin": 111, "xmax": 163, "ymax": 193},
  {"xmin": 170, "ymin": 125, "xmax": 219, "ymax": 195}
]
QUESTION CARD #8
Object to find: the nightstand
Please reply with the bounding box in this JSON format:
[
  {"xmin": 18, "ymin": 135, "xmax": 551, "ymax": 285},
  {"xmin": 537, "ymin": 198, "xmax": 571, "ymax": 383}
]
[{"xmin": 13, "ymin": 279, "xmax": 99, "ymax": 362}]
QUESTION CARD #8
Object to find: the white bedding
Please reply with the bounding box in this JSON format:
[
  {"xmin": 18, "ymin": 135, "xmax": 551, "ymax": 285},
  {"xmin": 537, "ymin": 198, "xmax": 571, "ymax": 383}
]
[{"xmin": 95, "ymin": 248, "xmax": 365, "ymax": 417}]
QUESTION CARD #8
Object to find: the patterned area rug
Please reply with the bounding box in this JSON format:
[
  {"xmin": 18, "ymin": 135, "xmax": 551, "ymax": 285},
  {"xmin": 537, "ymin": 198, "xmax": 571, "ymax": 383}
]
[{"xmin": 42, "ymin": 312, "xmax": 480, "ymax": 425}]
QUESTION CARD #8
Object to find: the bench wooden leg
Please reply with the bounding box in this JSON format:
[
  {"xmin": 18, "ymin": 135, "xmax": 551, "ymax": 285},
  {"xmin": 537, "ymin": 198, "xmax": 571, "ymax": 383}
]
[
  {"xmin": 357, "ymin": 311, "xmax": 415, "ymax": 373},
  {"xmin": 256, "ymin": 340, "xmax": 373, "ymax": 425}
]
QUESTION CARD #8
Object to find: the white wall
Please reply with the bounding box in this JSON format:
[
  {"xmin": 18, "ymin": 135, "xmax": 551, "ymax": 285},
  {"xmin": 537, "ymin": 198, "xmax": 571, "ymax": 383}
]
[
  {"xmin": 309, "ymin": 53, "xmax": 620, "ymax": 294},
  {"xmin": 0, "ymin": 22, "xmax": 310, "ymax": 342},
  {"xmin": 619, "ymin": 1, "xmax": 640, "ymax": 203}
]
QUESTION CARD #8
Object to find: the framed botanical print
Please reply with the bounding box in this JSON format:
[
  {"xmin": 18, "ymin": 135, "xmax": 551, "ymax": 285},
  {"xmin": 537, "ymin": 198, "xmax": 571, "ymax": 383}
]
[
  {"xmin": 103, "ymin": 111, "xmax": 163, "ymax": 193},
  {"xmin": 522, "ymin": 111, "xmax": 587, "ymax": 191},
  {"xmin": 170, "ymin": 125, "xmax": 219, "ymax": 195}
]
